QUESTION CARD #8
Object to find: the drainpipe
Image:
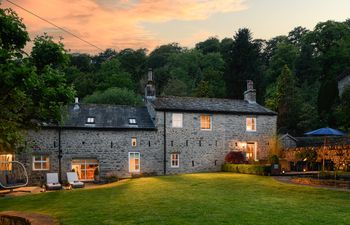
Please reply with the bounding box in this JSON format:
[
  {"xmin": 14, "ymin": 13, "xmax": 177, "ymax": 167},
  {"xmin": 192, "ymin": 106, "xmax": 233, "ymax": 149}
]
[
  {"xmin": 163, "ymin": 111, "xmax": 167, "ymax": 175},
  {"xmin": 58, "ymin": 126, "xmax": 62, "ymax": 183}
]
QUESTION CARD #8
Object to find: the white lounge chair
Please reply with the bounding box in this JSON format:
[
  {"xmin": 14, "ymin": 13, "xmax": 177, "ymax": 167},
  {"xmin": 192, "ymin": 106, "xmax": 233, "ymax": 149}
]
[
  {"xmin": 67, "ymin": 172, "xmax": 84, "ymax": 189},
  {"xmin": 45, "ymin": 173, "xmax": 62, "ymax": 190}
]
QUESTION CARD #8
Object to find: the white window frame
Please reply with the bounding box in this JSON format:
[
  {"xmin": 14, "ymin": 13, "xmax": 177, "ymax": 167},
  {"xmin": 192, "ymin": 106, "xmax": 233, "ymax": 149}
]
[
  {"xmin": 246, "ymin": 117, "xmax": 256, "ymax": 132},
  {"xmin": 172, "ymin": 113, "xmax": 183, "ymax": 128},
  {"xmin": 200, "ymin": 115, "xmax": 212, "ymax": 131},
  {"xmin": 32, "ymin": 155, "xmax": 50, "ymax": 171},
  {"xmin": 129, "ymin": 118, "xmax": 137, "ymax": 125},
  {"xmin": 86, "ymin": 117, "xmax": 95, "ymax": 124},
  {"xmin": 170, "ymin": 153, "xmax": 180, "ymax": 168},
  {"xmin": 128, "ymin": 152, "xmax": 140, "ymax": 172},
  {"xmin": 131, "ymin": 137, "xmax": 137, "ymax": 147}
]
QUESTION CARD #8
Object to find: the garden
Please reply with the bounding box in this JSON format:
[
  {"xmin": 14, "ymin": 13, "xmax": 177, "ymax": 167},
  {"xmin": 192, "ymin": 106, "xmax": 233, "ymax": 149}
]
[{"xmin": 1, "ymin": 173, "xmax": 350, "ymax": 225}]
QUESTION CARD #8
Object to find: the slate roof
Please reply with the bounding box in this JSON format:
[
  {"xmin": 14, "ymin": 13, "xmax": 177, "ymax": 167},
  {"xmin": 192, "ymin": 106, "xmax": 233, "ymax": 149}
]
[
  {"xmin": 56, "ymin": 104, "xmax": 155, "ymax": 130},
  {"xmin": 151, "ymin": 96, "xmax": 277, "ymax": 115}
]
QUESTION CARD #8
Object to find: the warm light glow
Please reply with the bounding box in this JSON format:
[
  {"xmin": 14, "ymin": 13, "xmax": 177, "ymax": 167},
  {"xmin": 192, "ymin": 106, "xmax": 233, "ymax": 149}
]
[
  {"xmin": 0, "ymin": 154, "xmax": 13, "ymax": 171},
  {"xmin": 200, "ymin": 115, "xmax": 211, "ymax": 130},
  {"xmin": 246, "ymin": 117, "xmax": 256, "ymax": 131},
  {"xmin": 72, "ymin": 159, "xmax": 99, "ymax": 181},
  {"xmin": 129, "ymin": 152, "xmax": 140, "ymax": 172},
  {"xmin": 131, "ymin": 137, "xmax": 137, "ymax": 147}
]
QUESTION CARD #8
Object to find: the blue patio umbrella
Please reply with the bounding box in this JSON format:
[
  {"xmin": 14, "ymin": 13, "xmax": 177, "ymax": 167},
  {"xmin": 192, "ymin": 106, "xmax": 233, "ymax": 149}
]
[
  {"xmin": 304, "ymin": 127, "xmax": 347, "ymax": 172},
  {"xmin": 304, "ymin": 127, "xmax": 346, "ymax": 136}
]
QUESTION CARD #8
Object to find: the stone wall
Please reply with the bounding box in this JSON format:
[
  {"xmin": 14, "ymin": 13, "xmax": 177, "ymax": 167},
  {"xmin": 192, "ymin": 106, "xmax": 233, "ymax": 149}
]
[
  {"xmin": 157, "ymin": 111, "xmax": 277, "ymax": 175},
  {"xmin": 20, "ymin": 110, "xmax": 276, "ymax": 185},
  {"xmin": 21, "ymin": 128, "xmax": 163, "ymax": 185}
]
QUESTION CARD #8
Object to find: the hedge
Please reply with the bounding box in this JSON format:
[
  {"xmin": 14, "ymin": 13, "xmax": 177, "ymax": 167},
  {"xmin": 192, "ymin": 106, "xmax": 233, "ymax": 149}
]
[{"xmin": 222, "ymin": 164, "xmax": 271, "ymax": 176}]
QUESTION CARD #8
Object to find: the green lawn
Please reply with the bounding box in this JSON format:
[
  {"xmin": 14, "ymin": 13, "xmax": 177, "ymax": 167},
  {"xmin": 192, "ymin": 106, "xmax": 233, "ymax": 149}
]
[{"xmin": 1, "ymin": 173, "xmax": 350, "ymax": 225}]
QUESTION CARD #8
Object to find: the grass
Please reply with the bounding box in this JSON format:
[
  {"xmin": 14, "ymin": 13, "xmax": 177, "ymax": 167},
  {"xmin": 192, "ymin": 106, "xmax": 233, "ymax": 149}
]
[{"xmin": 1, "ymin": 173, "xmax": 350, "ymax": 225}]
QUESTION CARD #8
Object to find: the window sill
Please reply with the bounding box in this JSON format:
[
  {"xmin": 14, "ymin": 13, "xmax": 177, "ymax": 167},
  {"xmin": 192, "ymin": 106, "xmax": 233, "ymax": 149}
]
[{"xmin": 246, "ymin": 130, "xmax": 257, "ymax": 132}]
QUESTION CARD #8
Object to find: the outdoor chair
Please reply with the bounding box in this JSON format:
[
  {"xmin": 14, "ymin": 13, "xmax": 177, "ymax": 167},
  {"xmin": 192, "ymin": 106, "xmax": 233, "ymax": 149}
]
[
  {"xmin": 45, "ymin": 173, "xmax": 62, "ymax": 191},
  {"xmin": 67, "ymin": 172, "xmax": 84, "ymax": 189}
]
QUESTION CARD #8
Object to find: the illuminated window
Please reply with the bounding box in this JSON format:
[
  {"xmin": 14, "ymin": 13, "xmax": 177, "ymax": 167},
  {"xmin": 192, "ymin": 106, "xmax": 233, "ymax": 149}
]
[
  {"xmin": 200, "ymin": 115, "xmax": 211, "ymax": 130},
  {"xmin": 0, "ymin": 154, "xmax": 13, "ymax": 171},
  {"xmin": 129, "ymin": 152, "xmax": 140, "ymax": 172},
  {"xmin": 129, "ymin": 118, "xmax": 137, "ymax": 125},
  {"xmin": 172, "ymin": 113, "xmax": 183, "ymax": 128},
  {"xmin": 131, "ymin": 137, "xmax": 137, "ymax": 147},
  {"xmin": 71, "ymin": 159, "xmax": 99, "ymax": 181},
  {"xmin": 32, "ymin": 155, "xmax": 49, "ymax": 171},
  {"xmin": 171, "ymin": 153, "xmax": 179, "ymax": 168},
  {"xmin": 246, "ymin": 117, "xmax": 256, "ymax": 131},
  {"xmin": 86, "ymin": 117, "xmax": 95, "ymax": 124}
]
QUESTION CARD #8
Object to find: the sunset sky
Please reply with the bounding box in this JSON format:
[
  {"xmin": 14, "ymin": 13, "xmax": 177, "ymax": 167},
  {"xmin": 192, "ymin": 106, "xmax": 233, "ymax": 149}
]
[{"xmin": 2, "ymin": 0, "xmax": 350, "ymax": 54}]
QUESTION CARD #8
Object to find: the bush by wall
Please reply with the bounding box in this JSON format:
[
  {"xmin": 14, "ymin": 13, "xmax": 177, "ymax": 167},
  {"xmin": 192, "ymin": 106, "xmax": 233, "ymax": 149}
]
[{"xmin": 222, "ymin": 164, "xmax": 271, "ymax": 176}]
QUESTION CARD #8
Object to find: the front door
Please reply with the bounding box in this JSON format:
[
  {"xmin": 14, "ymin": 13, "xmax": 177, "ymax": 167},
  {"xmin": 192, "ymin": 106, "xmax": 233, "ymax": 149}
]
[{"xmin": 246, "ymin": 142, "xmax": 256, "ymax": 161}]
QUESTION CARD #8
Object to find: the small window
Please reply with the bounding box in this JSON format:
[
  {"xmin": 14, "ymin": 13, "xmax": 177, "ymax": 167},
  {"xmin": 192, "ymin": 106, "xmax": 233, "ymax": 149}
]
[
  {"xmin": 131, "ymin": 137, "xmax": 137, "ymax": 147},
  {"xmin": 200, "ymin": 115, "xmax": 211, "ymax": 130},
  {"xmin": 246, "ymin": 117, "xmax": 256, "ymax": 131},
  {"xmin": 172, "ymin": 113, "xmax": 183, "ymax": 128},
  {"xmin": 129, "ymin": 118, "xmax": 137, "ymax": 125},
  {"xmin": 86, "ymin": 117, "xmax": 95, "ymax": 124},
  {"xmin": 32, "ymin": 155, "xmax": 49, "ymax": 171},
  {"xmin": 171, "ymin": 153, "xmax": 179, "ymax": 168},
  {"xmin": 129, "ymin": 152, "xmax": 140, "ymax": 172},
  {"xmin": 0, "ymin": 154, "xmax": 13, "ymax": 171}
]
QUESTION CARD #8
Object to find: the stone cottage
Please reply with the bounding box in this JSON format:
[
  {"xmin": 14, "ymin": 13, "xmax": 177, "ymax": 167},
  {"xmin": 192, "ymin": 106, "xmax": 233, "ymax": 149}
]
[{"xmin": 3, "ymin": 70, "xmax": 277, "ymax": 185}]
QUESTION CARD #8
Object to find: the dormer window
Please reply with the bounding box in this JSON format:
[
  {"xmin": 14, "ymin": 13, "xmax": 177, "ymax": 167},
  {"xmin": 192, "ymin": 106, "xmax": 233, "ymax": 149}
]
[
  {"xmin": 86, "ymin": 117, "xmax": 95, "ymax": 124},
  {"xmin": 129, "ymin": 118, "xmax": 137, "ymax": 125}
]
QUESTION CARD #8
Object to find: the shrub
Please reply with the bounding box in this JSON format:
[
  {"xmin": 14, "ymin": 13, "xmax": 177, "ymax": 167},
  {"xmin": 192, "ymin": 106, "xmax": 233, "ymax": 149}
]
[
  {"xmin": 222, "ymin": 164, "xmax": 271, "ymax": 176},
  {"xmin": 269, "ymin": 155, "xmax": 279, "ymax": 164},
  {"xmin": 225, "ymin": 151, "xmax": 245, "ymax": 164},
  {"xmin": 83, "ymin": 87, "xmax": 143, "ymax": 106}
]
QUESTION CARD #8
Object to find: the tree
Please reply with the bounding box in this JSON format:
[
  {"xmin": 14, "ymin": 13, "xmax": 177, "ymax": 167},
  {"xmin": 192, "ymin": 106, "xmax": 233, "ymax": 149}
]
[
  {"xmin": 226, "ymin": 28, "xmax": 263, "ymax": 100},
  {"xmin": 195, "ymin": 37, "xmax": 220, "ymax": 54},
  {"xmin": 0, "ymin": 7, "xmax": 75, "ymax": 152},
  {"xmin": 0, "ymin": 8, "xmax": 29, "ymax": 59},
  {"xmin": 83, "ymin": 87, "xmax": 142, "ymax": 106},
  {"xmin": 95, "ymin": 59, "xmax": 134, "ymax": 91},
  {"xmin": 162, "ymin": 78, "xmax": 188, "ymax": 96},
  {"xmin": 317, "ymin": 74, "xmax": 339, "ymax": 126},
  {"xmin": 265, "ymin": 41, "xmax": 299, "ymax": 84},
  {"xmin": 69, "ymin": 53, "xmax": 93, "ymax": 73},
  {"xmin": 31, "ymin": 34, "xmax": 69, "ymax": 71},
  {"xmin": 275, "ymin": 65, "xmax": 301, "ymax": 134},
  {"xmin": 336, "ymin": 86, "xmax": 350, "ymax": 131},
  {"xmin": 117, "ymin": 48, "xmax": 147, "ymax": 90}
]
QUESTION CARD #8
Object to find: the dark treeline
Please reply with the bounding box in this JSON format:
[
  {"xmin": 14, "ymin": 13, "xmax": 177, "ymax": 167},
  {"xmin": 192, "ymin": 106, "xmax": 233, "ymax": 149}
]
[{"xmin": 66, "ymin": 20, "xmax": 350, "ymax": 135}]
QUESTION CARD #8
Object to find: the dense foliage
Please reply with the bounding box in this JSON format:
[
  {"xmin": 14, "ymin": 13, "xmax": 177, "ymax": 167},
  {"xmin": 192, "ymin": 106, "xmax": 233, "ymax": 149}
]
[{"xmin": 0, "ymin": 8, "xmax": 75, "ymax": 152}]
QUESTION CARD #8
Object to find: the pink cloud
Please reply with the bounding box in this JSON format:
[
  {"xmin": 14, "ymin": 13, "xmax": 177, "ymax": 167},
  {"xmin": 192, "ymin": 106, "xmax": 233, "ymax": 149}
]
[{"xmin": 2, "ymin": 0, "xmax": 246, "ymax": 53}]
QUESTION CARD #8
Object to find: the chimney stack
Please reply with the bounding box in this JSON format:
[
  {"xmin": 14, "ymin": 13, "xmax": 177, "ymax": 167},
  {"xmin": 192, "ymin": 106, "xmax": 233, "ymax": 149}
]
[
  {"xmin": 145, "ymin": 68, "xmax": 156, "ymax": 101},
  {"xmin": 73, "ymin": 97, "xmax": 80, "ymax": 110},
  {"xmin": 244, "ymin": 80, "xmax": 256, "ymax": 103}
]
